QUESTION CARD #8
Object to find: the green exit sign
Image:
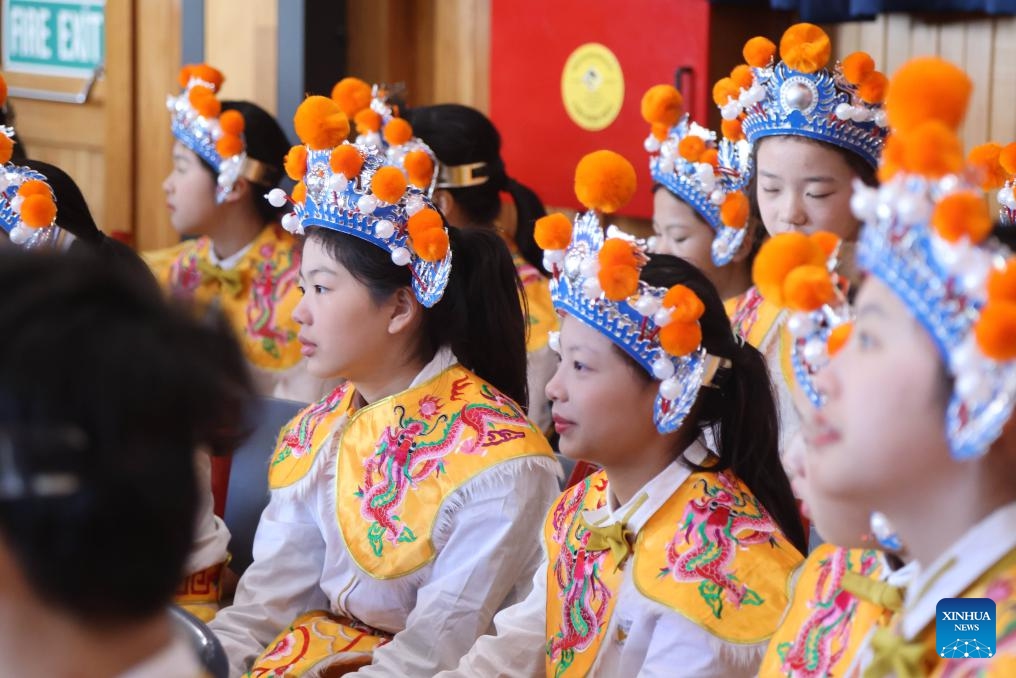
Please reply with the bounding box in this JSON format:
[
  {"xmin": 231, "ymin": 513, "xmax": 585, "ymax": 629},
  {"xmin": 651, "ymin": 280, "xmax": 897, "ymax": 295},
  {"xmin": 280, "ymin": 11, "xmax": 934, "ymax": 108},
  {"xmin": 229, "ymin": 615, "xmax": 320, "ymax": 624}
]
[{"xmin": 2, "ymin": 0, "xmax": 104, "ymax": 77}]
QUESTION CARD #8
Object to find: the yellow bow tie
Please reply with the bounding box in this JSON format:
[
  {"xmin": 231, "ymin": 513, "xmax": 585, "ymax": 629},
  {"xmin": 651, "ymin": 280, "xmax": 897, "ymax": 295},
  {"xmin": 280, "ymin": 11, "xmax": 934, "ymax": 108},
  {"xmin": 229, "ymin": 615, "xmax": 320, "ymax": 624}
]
[
  {"xmin": 840, "ymin": 571, "xmax": 906, "ymax": 612},
  {"xmin": 862, "ymin": 626, "xmax": 928, "ymax": 678},
  {"xmin": 197, "ymin": 259, "xmax": 244, "ymax": 297},
  {"xmin": 580, "ymin": 516, "xmax": 634, "ymax": 571}
]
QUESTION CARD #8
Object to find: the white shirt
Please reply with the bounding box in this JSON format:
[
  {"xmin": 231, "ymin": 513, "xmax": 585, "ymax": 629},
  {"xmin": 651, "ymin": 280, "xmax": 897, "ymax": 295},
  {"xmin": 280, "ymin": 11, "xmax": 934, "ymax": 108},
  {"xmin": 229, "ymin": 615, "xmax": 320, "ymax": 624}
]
[
  {"xmin": 186, "ymin": 450, "xmax": 230, "ymax": 575},
  {"xmin": 850, "ymin": 502, "xmax": 1016, "ymax": 674},
  {"xmin": 117, "ymin": 631, "xmax": 204, "ymax": 678},
  {"xmin": 436, "ymin": 441, "xmax": 767, "ymax": 678},
  {"xmin": 210, "ymin": 349, "xmax": 563, "ymax": 676}
]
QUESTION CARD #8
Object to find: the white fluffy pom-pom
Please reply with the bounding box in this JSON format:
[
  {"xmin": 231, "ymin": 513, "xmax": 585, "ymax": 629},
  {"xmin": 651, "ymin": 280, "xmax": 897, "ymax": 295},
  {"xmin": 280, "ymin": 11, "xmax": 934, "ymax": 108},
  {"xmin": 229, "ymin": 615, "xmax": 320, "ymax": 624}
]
[
  {"xmin": 582, "ymin": 277, "xmax": 602, "ymax": 299},
  {"xmin": 659, "ymin": 377, "xmax": 682, "ymax": 401},
  {"xmin": 652, "ymin": 357, "xmax": 676, "ymax": 380},
  {"xmin": 653, "ymin": 307, "xmax": 674, "ymax": 326},
  {"xmin": 328, "ymin": 173, "xmax": 349, "ymax": 192},
  {"xmin": 710, "ymin": 190, "xmax": 726, "ymax": 206},
  {"xmin": 266, "ymin": 188, "xmax": 288, "ymax": 207},
  {"xmin": 635, "ymin": 295, "xmax": 661, "ymax": 317},
  {"xmin": 10, "ymin": 224, "xmax": 32, "ymax": 245},
  {"xmin": 644, "ymin": 135, "xmax": 662, "ymax": 152},
  {"xmin": 357, "ymin": 194, "xmax": 378, "ymax": 215},
  {"xmin": 374, "ymin": 219, "xmax": 395, "ymax": 239},
  {"xmin": 391, "ymin": 247, "xmax": 412, "ymax": 266},
  {"xmin": 404, "ymin": 194, "xmax": 426, "ymax": 216},
  {"xmin": 834, "ymin": 103, "xmax": 852, "ymax": 120}
]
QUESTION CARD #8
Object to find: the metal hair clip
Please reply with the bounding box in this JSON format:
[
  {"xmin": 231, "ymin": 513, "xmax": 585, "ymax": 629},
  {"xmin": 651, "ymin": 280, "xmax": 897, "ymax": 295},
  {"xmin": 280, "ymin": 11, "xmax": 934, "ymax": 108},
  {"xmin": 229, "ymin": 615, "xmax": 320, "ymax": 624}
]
[{"xmin": 0, "ymin": 426, "xmax": 86, "ymax": 500}]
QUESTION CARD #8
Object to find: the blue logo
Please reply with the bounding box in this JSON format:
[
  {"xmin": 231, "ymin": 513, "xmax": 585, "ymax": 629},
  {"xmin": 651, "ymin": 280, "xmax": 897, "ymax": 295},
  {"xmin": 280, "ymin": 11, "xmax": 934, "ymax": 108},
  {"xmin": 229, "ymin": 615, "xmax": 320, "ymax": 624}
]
[{"xmin": 936, "ymin": 598, "xmax": 996, "ymax": 659}]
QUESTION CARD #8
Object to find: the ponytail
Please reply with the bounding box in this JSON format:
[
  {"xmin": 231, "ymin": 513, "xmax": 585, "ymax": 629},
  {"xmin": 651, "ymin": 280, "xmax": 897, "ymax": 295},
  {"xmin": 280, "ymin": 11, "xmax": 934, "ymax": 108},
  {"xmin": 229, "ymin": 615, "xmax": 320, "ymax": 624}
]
[
  {"xmin": 641, "ymin": 254, "xmax": 807, "ymax": 554},
  {"xmin": 307, "ymin": 226, "xmax": 529, "ymax": 409},
  {"xmin": 505, "ymin": 177, "xmax": 549, "ymax": 274}
]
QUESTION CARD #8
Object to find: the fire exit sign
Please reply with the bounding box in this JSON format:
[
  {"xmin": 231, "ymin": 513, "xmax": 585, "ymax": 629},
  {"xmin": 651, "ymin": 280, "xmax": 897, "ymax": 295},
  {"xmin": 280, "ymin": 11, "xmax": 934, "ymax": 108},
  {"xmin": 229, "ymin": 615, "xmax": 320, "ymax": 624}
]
[{"xmin": 2, "ymin": 0, "xmax": 104, "ymax": 77}]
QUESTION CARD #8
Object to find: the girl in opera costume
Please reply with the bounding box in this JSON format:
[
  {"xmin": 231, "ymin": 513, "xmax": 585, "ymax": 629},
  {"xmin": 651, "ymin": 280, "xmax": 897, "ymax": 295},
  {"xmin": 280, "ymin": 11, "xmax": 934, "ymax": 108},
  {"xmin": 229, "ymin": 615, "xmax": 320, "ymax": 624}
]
[
  {"xmin": 713, "ymin": 23, "xmax": 888, "ymax": 456},
  {"xmin": 0, "ymin": 89, "xmax": 230, "ymax": 625},
  {"xmin": 748, "ymin": 228, "xmax": 919, "ymax": 677},
  {"xmin": 145, "ymin": 64, "xmax": 331, "ymax": 403},
  {"xmin": 803, "ymin": 57, "xmax": 1016, "ymax": 676},
  {"xmin": 434, "ymin": 150, "xmax": 806, "ymax": 678},
  {"xmin": 208, "ymin": 95, "xmax": 561, "ymax": 677},
  {"xmin": 405, "ymin": 101, "xmax": 559, "ymax": 433},
  {"xmin": 640, "ymin": 83, "xmax": 757, "ymax": 309}
]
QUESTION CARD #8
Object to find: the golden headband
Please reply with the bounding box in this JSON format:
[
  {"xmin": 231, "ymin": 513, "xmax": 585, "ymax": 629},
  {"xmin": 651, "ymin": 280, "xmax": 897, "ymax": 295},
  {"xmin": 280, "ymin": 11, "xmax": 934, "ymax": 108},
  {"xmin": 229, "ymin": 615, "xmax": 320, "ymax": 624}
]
[{"xmin": 436, "ymin": 161, "xmax": 489, "ymax": 189}]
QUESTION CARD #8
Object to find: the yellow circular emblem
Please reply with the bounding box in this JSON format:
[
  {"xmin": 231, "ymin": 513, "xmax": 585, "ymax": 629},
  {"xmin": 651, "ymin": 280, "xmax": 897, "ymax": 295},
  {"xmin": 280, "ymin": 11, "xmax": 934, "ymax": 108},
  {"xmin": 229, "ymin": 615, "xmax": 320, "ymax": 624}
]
[{"xmin": 561, "ymin": 43, "xmax": 625, "ymax": 132}]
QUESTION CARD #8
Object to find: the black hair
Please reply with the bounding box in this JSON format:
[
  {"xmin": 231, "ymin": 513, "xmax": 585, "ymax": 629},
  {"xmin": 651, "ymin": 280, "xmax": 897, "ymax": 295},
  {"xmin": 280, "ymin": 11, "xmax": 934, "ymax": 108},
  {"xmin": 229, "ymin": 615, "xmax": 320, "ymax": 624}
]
[
  {"xmin": 0, "ymin": 103, "xmax": 27, "ymax": 162},
  {"xmin": 635, "ymin": 254, "xmax": 807, "ymax": 554},
  {"xmin": 404, "ymin": 104, "xmax": 549, "ymax": 274},
  {"xmin": 0, "ymin": 251, "xmax": 253, "ymax": 624},
  {"xmin": 20, "ymin": 159, "xmax": 157, "ymax": 287},
  {"xmin": 196, "ymin": 100, "xmax": 290, "ymax": 224},
  {"xmin": 306, "ymin": 226, "xmax": 529, "ymax": 408}
]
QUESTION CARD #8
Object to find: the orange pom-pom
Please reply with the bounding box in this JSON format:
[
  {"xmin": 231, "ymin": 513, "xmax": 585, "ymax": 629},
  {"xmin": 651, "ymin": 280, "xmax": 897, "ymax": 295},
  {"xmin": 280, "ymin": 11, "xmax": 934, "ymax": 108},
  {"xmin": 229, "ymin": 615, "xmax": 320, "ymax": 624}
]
[
  {"xmin": 901, "ymin": 121, "xmax": 964, "ymax": 178},
  {"xmin": 999, "ymin": 142, "xmax": 1016, "ymax": 176},
  {"xmin": 284, "ymin": 145, "xmax": 308, "ymax": 181},
  {"xmin": 331, "ymin": 77, "xmax": 372, "ymax": 117},
  {"xmin": 809, "ymin": 231, "xmax": 840, "ymax": 258},
  {"xmin": 355, "ymin": 108, "xmax": 382, "ymax": 134},
  {"xmin": 0, "ymin": 135, "xmax": 14, "ymax": 165},
  {"xmin": 598, "ymin": 265, "xmax": 640, "ymax": 301},
  {"xmin": 968, "ymin": 143, "xmax": 1007, "ymax": 190},
  {"xmin": 886, "ymin": 57, "xmax": 972, "ymax": 134},
  {"xmin": 779, "ymin": 23, "xmax": 831, "ymax": 74},
  {"xmin": 678, "ymin": 135, "xmax": 706, "ymax": 162},
  {"xmin": 783, "ymin": 265, "xmax": 836, "ymax": 312},
  {"xmin": 700, "ymin": 148, "xmax": 719, "ymax": 169},
  {"xmin": 17, "ymin": 180, "xmax": 50, "ymax": 198},
  {"xmin": 663, "ymin": 284, "xmax": 705, "ymax": 322},
  {"xmin": 412, "ymin": 227, "xmax": 450, "ymax": 262},
  {"xmin": 721, "ymin": 118, "xmax": 745, "ymax": 141},
  {"xmin": 730, "ymin": 64, "xmax": 754, "ymax": 90},
  {"xmin": 712, "ymin": 77, "xmax": 741, "ymax": 107},
  {"xmin": 20, "ymin": 194, "xmax": 57, "ymax": 228},
  {"xmin": 651, "ymin": 123, "xmax": 670, "ymax": 141},
  {"xmin": 720, "ymin": 191, "xmax": 749, "ymax": 229},
  {"xmin": 878, "ymin": 134, "xmax": 905, "ymax": 183},
  {"xmin": 407, "ymin": 208, "xmax": 444, "ymax": 241},
  {"xmin": 383, "ymin": 118, "xmax": 413, "ymax": 146},
  {"xmin": 752, "ymin": 232, "xmax": 827, "ymax": 306},
  {"xmin": 987, "ymin": 259, "xmax": 1016, "ymax": 303},
  {"xmin": 598, "ymin": 238, "xmax": 639, "ymax": 269},
  {"xmin": 0, "ymin": 73, "xmax": 7, "ymax": 108},
  {"xmin": 218, "ymin": 109, "xmax": 245, "ymax": 136},
  {"xmin": 574, "ymin": 150, "xmax": 637, "ymax": 213},
  {"xmin": 743, "ymin": 36, "xmax": 777, "ymax": 68},
  {"xmin": 189, "ymin": 86, "xmax": 221, "ymax": 118},
  {"xmin": 857, "ymin": 71, "xmax": 888, "ymax": 104},
  {"xmin": 841, "ymin": 52, "xmax": 875, "ymax": 85},
  {"xmin": 215, "ymin": 133, "xmax": 244, "ymax": 158},
  {"xmin": 931, "ymin": 191, "xmax": 991, "ymax": 244},
  {"xmin": 371, "ymin": 166, "xmax": 408, "ymax": 204},
  {"xmin": 294, "ymin": 96, "xmax": 350, "ymax": 150},
  {"xmin": 827, "ymin": 322, "xmax": 853, "ymax": 356},
  {"xmin": 189, "ymin": 64, "xmax": 224, "ymax": 91},
  {"xmin": 329, "ymin": 144, "xmax": 363, "ymax": 179},
  {"xmin": 404, "ymin": 150, "xmax": 435, "ymax": 189},
  {"xmin": 659, "ymin": 320, "xmax": 703, "ymax": 357},
  {"xmin": 177, "ymin": 65, "xmax": 192, "ymax": 89},
  {"xmin": 641, "ymin": 84, "xmax": 684, "ymax": 128},
  {"xmin": 534, "ymin": 213, "xmax": 573, "ymax": 250},
  {"xmin": 975, "ymin": 301, "xmax": 1016, "ymax": 361},
  {"xmin": 291, "ymin": 181, "xmax": 307, "ymax": 204}
]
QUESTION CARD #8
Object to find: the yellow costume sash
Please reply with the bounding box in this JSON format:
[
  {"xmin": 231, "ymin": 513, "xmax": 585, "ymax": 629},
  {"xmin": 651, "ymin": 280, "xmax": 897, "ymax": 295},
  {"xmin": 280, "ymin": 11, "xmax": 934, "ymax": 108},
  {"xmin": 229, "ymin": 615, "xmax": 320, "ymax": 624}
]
[
  {"xmin": 335, "ymin": 365, "xmax": 554, "ymax": 579},
  {"xmin": 268, "ymin": 384, "xmax": 354, "ymax": 490},
  {"xmin": 544, "ymin": 468, "xmax": 803, "ymax": 677},
  {"xmin": 760, "ymin": 545, "xmax": 891, "ymax": 677},
  {"xmin": 513, "ymin": 251, "xmax": 558, "ymax": 353},
  {"xmin": 861, "ymin": 547, "xmax": 1016, "ymax": 678},
  {"xmin": 246, "ymin": 611, "xmax": 391, "ymax": 677},
  {"xmin": 143, "ymin": 224, "xmax": 303, "ymax": 372},
  {"xmin": 173, "ymin": 561, "xmax": 224, "ymax": 623}
]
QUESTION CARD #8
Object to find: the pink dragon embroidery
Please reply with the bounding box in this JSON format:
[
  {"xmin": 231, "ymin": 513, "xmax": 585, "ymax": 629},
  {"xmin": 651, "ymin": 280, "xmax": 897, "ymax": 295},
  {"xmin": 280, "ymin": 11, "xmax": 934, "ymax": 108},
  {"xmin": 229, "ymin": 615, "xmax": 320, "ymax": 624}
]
[
  {"xmin": 356, "ymin": 381, "xmax": 531, "ymax": 557},
  {"xmin": 662, "ymin": 472, "xmax": 782, "ymax": 618},
  {"xmin": 167, "ymin": 245, "xmax": 203, "ymax": 298},
  {"xmin": 546, "ymin": 475, "xmax": 612, "ymax": 678},
  {"xmin": 246, "ymin": 239, "xmax": 300, "ymax": 359},
  {"xmin": 776, "ymin": 549, "xmax": 880, "ymax": 677},
  {"xmin": 270, "ymin": 385, "xmax": 349, "ymax": 469}
]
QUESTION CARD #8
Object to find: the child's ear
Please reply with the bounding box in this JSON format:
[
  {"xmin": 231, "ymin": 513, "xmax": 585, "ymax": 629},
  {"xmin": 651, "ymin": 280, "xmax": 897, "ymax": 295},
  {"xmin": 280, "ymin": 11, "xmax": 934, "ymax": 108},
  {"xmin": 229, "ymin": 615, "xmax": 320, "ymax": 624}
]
[
  {"xmin": 221, "ymin": 177, "xmax": 251, "ymax": 205},
  {"xmin": 387, "ymin": 287, "xmax": 422, "ymax": 335}
]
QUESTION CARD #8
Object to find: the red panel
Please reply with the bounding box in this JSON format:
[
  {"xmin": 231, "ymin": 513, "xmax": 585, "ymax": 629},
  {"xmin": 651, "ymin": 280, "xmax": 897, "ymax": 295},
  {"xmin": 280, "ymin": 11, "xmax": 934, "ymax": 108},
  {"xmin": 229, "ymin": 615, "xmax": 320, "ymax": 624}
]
[{"xmin": 490, "ymin": 0, "xmax": 713, "ymax": 218}]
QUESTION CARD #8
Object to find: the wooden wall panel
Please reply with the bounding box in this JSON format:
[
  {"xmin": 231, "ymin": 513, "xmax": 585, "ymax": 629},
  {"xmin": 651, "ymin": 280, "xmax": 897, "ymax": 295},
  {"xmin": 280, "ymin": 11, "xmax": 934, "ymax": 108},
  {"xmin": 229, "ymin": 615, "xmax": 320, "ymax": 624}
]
[{"xmin": 204, "ymin": 0, "xmax": 278, "ymax": 113}]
